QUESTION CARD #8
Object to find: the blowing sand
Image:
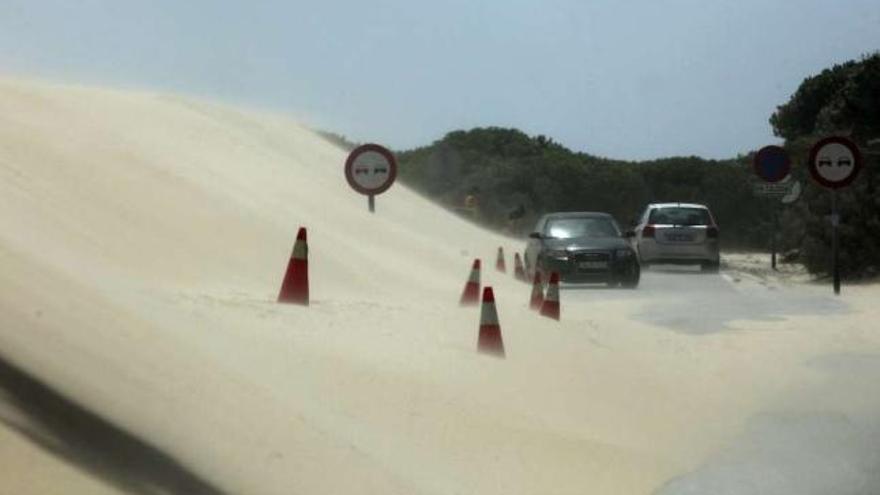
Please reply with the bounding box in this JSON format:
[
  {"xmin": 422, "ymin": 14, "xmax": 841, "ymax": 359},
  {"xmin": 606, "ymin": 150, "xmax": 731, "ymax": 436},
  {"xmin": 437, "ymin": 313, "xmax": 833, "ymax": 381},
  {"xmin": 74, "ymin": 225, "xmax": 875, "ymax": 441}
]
[{"xmin": 2, "ymin": 78, "xmax": 879, "ymax": 494}]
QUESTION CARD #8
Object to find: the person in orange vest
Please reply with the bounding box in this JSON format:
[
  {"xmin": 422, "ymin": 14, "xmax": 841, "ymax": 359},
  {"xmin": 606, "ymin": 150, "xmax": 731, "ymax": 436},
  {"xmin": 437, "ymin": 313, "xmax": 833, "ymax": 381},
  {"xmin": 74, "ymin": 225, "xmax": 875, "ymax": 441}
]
[{"xmin": 463, "ymin": 188, "xmax": 480, "ymax": 220}]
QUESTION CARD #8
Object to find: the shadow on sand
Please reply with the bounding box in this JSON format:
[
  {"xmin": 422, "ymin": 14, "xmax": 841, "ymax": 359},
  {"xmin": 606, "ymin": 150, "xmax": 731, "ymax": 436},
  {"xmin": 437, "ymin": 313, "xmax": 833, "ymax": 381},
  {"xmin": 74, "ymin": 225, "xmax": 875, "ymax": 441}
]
[
  {"xmin": 643, "ymin": 265, "xmax": 714, "ymax": 276},
  {"xmin": 0, "ymin": 353, "xmax": 228, "ymax": 495}
]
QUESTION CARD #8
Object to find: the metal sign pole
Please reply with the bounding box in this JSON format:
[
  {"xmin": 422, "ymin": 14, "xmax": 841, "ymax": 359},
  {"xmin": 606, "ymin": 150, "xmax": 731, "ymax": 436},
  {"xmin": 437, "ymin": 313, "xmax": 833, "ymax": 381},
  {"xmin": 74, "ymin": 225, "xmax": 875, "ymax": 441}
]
[
  {"xmin": 831, "ymin": 190, "xmax": 840, "ymax": 295},
  {"xmin": 772, "ymin": 205, "xmax": 778, "ymax": 271},
  {"xmin": 753, "ymin": 145, "xmax": 792, "ymax": 272},
  {"xmin": 806, "ymin": 136, "xmax": 862, "ymax": 296},
  {"xmin": 368, "ymin": 194, "xmax": 375, "ymax": 213}
]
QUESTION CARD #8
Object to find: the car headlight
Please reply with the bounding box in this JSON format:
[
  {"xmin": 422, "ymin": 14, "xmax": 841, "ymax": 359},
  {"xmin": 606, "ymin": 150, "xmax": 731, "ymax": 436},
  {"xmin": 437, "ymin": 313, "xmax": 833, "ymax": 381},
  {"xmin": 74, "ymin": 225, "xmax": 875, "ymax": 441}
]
[
  {"xmin": 615, "ymin": 249, "xmax": 634, "ymax": 258},
  {"xmin": 544, "ymin": 249, "xmax": 569, "ymax": 259}
]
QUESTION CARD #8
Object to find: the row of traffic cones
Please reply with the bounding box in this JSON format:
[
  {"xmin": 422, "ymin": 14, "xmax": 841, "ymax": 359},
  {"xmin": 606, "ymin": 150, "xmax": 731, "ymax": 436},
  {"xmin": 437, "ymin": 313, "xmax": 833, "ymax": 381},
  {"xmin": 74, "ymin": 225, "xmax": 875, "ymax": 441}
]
[
  {"xmin": 462, "ymin": 259, "xmax": 560, "ymax": 359},
  {"xmin": 496, "ymin": 247, "xmax": 529, "ymax": 283},
  {"xmin": 276, "ymin": 231, "xmax": 558, "ymax": 360},
  {"xmin": 461, "ymin": 255, "xmax": 559, "ymax": 319},
  {"xmin": 474, "ymin": 248, "xmax": 560, "ymax": 318},
  {"xmin": 275, "ymin": 232, "xmax": 551, "ymax": 316}
]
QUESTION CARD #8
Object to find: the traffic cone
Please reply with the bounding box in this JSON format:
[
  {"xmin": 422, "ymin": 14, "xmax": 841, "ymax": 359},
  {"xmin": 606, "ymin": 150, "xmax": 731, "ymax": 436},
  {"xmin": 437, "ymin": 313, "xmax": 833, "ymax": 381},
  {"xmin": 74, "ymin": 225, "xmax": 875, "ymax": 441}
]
[
  {"xmin": 529, "ymin": 271, "xmax": 544, "ymax": 311},
  {"xmin": 540, "ymin": 272, "xmax": 560, "ymax": 320},
  {"xmin": 478, "ymin": 287, "xmax": 505, "ymax": 358},
  {"xmin": 513, "ymin": 253, "xmax": 526, "ymax": 281},
  {"xmin": 496, "ymin": 247, "xmax": 506, "ymax": 273},
  {"xmin": 459, "ymin": 259, "xmax": 481, "ymax": 306},
  {"xmin": 278, "ymin": 227, "xmax": 309, "ymax": 305}
]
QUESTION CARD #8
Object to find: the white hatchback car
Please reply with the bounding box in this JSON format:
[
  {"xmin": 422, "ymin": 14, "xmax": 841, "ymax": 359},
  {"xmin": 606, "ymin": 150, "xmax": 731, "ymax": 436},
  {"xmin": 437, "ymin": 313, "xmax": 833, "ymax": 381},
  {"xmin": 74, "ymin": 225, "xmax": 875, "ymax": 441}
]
[{"xmin": 628, "ymin": 203, "xmax": 720, "ymax": 272}]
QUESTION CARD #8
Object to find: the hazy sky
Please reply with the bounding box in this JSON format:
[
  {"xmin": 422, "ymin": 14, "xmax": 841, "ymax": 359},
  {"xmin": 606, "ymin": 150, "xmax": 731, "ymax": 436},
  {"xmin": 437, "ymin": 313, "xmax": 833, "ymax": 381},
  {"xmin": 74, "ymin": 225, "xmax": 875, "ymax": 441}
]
[{"xmin": 2, "ymin": 0, "xmax": 878, "ymax": 160}]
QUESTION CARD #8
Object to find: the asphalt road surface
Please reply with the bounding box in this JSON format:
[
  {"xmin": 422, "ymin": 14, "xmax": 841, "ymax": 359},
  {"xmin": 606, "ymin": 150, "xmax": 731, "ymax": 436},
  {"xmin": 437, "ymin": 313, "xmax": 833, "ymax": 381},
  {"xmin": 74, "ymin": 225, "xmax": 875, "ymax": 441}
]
[
  {"xmin": 561, "ymin": 264, "xmax": 846, "ymax": 334},
  {"xmin": 563, "ymin": 264, "xmax": 878, "ymax": 494}
]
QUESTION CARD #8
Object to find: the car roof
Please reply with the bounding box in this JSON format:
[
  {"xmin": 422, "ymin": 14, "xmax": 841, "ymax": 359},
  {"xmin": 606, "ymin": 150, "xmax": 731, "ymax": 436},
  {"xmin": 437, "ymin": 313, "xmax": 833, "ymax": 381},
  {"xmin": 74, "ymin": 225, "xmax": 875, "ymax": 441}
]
[
  {"xmin": 542, "ymin": 211, "xmax": 614, "ymax": 219},
  {"xmin": 648, "ymin": 202, "xmax": 709, "ymax": 210}
]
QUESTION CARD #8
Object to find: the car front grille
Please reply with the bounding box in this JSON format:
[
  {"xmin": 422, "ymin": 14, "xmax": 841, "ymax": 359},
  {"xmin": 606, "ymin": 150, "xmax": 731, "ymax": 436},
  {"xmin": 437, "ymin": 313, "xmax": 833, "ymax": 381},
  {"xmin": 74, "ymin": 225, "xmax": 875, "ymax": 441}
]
[{"xmin": 572, "ymin": 251, "xmax": 611, "ymax": 262}]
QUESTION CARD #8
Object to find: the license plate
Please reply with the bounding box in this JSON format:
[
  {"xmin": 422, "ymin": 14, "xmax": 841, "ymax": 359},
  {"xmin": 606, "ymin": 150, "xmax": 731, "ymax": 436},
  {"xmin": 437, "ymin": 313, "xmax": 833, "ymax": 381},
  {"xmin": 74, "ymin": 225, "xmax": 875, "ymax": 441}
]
[
  {"xmin": 578, "ymin": 261, "xmax": 607, "ymax": 269},
  {"xmin": 667, "ymin": 234, "xmax": 694, "ymax": 242}
]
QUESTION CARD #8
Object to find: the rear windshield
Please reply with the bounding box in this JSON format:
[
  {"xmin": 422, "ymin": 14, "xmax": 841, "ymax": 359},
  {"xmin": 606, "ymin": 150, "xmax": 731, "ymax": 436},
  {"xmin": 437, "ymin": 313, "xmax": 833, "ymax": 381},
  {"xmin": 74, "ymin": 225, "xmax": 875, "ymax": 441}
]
[
  {"xmin": 649, "ymin": 207, "xmax": 712, "ymax": 226},
  {"xmin": 545, "ymin": 217, "xmax": 620, "ymax": 239}
]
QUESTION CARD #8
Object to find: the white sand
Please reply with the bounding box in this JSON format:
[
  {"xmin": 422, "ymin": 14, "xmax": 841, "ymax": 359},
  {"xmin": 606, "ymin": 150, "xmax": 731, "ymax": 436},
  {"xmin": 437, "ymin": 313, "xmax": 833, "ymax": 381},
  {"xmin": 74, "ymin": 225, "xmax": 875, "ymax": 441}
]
[
  {"xmin": 0, "ymin": 421, "xmax": 126, "ymax": 495},
  {"xmin": 2, "ymin": 78, "xmax": 879, "ymax": 494}
]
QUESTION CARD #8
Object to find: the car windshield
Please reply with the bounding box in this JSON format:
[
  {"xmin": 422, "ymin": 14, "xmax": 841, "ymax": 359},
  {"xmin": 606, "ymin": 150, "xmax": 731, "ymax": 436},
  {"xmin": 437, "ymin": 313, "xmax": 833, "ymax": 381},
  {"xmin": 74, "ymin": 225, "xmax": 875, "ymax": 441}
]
[
  {"xmin": 545, "ymin": 217, "xmax": 620, "ymax": 239},
  {"xmin": 649, "ymin": 207, "xmax": 711, "ymax": 226}
]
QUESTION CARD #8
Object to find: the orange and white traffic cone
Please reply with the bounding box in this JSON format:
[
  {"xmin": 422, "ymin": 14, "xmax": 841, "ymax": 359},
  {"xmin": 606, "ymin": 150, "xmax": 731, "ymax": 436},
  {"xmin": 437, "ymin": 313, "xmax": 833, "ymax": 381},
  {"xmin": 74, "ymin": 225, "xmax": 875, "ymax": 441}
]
[
  {"xmin": 540, "ymin": 272, "xmax": 560, "ymax": 320},
  {"xmin": 278, "ymin": 227, "xmax": 309, "ymax": 305},
  {"xmin": 529, "ymin": 271, "xmax": 544, "ymax": 311},
  {"xmin": 496, "ymin": 247, "xmax": 506, "ymax": 273},
  {"xmin": 513, "ymin": 253, "xmax": 526, "ymax": 281},
  {"xmin": 459, "ymin": 259, "xmax": 481, "ymax": 306},
  {"xmin": 478, "ymin": 287, "xmax": 505, "ymax": 357}
]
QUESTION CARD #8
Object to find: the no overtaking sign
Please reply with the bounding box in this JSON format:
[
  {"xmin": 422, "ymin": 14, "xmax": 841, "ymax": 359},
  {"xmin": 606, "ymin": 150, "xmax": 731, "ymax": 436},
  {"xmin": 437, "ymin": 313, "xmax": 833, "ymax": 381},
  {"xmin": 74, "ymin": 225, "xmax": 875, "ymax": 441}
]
[
  {"xmin": 345, "ymin": 143, "xmax": 397, "ymax": 212},
  {"xmin": 807, "ymin": 136, "xmax": 862, "ymax": 296},
  {"xmin": 808, "ymin": 136, "xmax": 862, "ymax": 189},
  {"xmin": 345, "ymin": 144, "xmax": 397, "ymax": 195}
]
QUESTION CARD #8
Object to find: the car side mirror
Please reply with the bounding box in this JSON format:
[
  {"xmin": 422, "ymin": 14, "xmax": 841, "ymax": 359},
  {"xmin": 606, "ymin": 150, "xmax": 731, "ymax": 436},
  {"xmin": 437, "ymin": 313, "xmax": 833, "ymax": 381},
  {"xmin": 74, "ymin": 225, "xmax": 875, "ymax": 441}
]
[{"xmin": 528, "ymin": 232, "xmax": 543, "ymax": 239}]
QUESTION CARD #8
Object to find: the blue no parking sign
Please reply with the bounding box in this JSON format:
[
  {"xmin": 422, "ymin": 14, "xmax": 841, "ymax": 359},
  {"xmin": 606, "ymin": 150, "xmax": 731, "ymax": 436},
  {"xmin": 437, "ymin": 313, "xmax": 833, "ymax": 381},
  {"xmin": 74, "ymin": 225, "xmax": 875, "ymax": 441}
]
[{"xmin": 753, "ymin": 145, "xmax": 791, "ymax": 183}]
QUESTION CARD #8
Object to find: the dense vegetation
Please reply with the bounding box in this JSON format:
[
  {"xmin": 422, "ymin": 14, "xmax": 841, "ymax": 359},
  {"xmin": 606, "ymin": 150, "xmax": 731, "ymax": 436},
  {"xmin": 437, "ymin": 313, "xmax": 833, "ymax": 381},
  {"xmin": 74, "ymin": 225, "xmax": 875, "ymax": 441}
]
[
  {"xmin": 770, "ymin": 53, "xmax": 880, "ymax": 278},
  {"xmin": 395, "ymin": 129, "xmax": 777, "ymax": 250},
  {"xmin": 322, "ymin": 53, "xmax": 879, "ymax": 278}
]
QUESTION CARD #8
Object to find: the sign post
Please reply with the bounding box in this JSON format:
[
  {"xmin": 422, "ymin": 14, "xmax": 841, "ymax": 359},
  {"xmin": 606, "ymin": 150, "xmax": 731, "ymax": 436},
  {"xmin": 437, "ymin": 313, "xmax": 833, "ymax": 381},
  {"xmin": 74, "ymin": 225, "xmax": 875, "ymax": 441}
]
[
  {"xmin": 772, "ymin": 206, "xmax": 779, "ymax": 270},
  {"xmin": 753, "ymin": 145, "xmax": 792, "ymax": 270},
  {"xmin": 831, "ymin": 190, "xmax": 839, "ymax": 294},
  {"xmin": 344, "ymin": 144, "xmax": 398, "ymax": 213},
  {"xmin": 807, "ymin": 136, "xmax": 863, "ymax": 295},
  {"xmin": 777, "ymin": 178, "xmax": 803, "ymax": 271}
]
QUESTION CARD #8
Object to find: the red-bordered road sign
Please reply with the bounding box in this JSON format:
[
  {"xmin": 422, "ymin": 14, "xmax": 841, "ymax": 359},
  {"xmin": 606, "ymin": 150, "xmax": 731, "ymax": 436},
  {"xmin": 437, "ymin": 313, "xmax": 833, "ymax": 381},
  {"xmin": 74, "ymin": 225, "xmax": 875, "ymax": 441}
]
[
  {"xmin": 753, "ymin": 145, "xmax": 791, "ymax": 183},
  {"xmin": 344, "ymin": 144, "xmax": 397, "ymax": 196},
  {"xmin": 808, "ymin": 137, "xmax": 862, "ymax": 189}
]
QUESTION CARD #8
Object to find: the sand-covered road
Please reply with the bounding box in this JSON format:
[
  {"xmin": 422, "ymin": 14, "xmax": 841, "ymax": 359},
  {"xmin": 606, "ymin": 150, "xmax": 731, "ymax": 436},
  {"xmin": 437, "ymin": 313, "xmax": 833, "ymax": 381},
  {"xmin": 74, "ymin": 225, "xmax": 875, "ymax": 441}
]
[{"xmin": 2, "ymin": 78, "xmax": 879, "ymax": 494}]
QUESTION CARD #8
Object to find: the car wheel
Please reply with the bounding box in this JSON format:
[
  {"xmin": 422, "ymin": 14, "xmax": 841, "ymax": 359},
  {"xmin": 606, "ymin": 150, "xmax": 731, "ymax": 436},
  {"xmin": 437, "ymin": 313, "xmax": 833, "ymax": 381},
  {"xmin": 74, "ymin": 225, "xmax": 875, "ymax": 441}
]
[
  {"xmin": 621, "ymin": 264, "xmax": 640, "ymax": 289},
  {"xmin": 701, "ymin": 260, "xmax": 720, "ymax": 273}
]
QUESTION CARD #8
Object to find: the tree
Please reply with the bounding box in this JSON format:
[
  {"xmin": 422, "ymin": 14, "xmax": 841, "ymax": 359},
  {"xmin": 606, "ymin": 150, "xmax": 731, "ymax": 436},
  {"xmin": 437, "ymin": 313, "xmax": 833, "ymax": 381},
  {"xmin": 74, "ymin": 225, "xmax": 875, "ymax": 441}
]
[
  {"xmin": 770, "ymin": 53, "xmax": 880, "ymax": 277},
  {"xmin": 396, "ymin": 128, "xmax": 764, "ymax": 244}
]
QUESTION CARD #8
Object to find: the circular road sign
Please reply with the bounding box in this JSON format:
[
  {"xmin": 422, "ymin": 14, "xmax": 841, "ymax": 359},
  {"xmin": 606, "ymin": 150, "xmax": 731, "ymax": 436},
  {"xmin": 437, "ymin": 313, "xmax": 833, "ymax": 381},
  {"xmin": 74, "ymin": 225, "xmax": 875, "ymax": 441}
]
[
  {"xmin": 808, "ymin": 136, "xmax": 862, "ymax": 189},
  {"xmin": 344, "ymin": 144, "xmax": 397, "ymax": 196},
  {"xmin": 753, "ymin": 145, "xmax": 791, "ymax": 183}
]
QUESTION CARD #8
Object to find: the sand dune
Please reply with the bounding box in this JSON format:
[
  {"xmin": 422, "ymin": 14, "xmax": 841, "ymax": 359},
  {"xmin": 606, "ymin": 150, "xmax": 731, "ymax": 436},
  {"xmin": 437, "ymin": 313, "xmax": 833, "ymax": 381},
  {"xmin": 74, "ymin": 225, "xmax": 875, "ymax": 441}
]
[{"xmin": 2, "ymin": 78, "xmax": 879, "ymax": 494}]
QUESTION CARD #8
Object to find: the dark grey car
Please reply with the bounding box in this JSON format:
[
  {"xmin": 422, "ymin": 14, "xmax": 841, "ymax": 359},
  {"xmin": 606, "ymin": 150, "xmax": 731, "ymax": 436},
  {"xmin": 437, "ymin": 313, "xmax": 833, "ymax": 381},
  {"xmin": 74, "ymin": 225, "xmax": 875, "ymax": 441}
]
[{"xmin": 524, "ymin": 212, "xmax": 640, "ymax": 288}]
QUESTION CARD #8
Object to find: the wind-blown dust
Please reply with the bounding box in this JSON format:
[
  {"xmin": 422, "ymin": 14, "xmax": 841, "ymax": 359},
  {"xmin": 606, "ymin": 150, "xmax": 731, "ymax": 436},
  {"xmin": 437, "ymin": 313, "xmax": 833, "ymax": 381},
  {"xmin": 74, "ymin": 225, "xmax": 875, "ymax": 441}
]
[{"xmin": 1, "ymin": 78, "xmax": 879, "ymax": 494}]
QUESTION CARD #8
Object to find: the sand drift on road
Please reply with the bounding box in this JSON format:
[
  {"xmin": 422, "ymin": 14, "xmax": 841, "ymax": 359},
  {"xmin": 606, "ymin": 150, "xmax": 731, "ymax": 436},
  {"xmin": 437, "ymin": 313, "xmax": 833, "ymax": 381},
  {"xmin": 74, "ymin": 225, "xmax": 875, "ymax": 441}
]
[{"xmin": 1, "ymin": 78, "xmax": 879, "ymax": 494}]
